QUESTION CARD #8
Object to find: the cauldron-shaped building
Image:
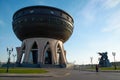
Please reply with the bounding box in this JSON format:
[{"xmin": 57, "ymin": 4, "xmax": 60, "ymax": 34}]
[{"xmin": 12, "ymin": 6, "xmax": 74, "ymax": 67}]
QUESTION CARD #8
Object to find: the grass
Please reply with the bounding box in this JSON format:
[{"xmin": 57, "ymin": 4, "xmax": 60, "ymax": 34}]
[
  {"xmin": 87, "ymin": 66, "xmax": 120, "ymax": 71},
  {"xmin": 0, "ymin": 68, "xmax": 48, "ymax": 74},
  {"xmin": 99, "ymin": 67, "xmax": 120, "ymax": 70}
]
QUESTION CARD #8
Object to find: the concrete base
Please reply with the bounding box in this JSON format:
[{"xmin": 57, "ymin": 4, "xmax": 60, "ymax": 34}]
[{"xmin": 16, "ymin": 38, "xmax": 67, "ymax": 68}]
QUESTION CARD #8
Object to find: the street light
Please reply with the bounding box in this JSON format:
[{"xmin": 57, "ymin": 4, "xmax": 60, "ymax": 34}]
[
  {"xmin": 12, "ymin": 54, "xmax": 16, "ymax": 68},
  {"xmin": 112, "ymin": 52, "xmax": 117, "ymax": 70},
  {"xmin": 90, "ymin": 57, "xmax": 93, "ymax": 67},
  {"xmin": 6, "ymin": 47, "xmax": 13, "ymax": 73}
]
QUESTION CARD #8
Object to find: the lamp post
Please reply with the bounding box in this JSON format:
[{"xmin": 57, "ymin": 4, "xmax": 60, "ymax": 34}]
[
  {"xmin": 90, "ymin": 57, "xmax": 93, "ymax": 67},
  {"xmin": 12, "ymin": 54, "xmax": 16, "ymax": 68},
  {"xmin": 6, "ymin": 47, "xmax": 13, "ymax": 73},
  {"xmin": 112, "ymin": 52, "xmax": 116, "ymax": 70}
]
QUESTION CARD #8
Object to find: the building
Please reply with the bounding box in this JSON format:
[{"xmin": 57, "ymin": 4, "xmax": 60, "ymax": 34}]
[{"xmin": 12, "ymin": 5, "xmax": 74, "ymax": 68}]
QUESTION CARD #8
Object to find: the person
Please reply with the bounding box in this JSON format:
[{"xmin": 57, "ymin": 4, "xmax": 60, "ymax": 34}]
[{"xmin": 95, "ymin": 65, "xmax": 99, "ymax": 72}]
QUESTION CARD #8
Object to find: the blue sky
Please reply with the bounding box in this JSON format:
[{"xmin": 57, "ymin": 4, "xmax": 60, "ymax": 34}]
[{"xmin": 0, "ymin": 0, "xmax": 120, "ymax": 64}]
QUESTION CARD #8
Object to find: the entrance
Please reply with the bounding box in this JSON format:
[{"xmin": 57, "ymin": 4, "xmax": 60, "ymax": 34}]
[
  {"xmin": 56, "ymin": 45, "xmax": 62, "ymax": 65},
  {"xmin": 45, "ymin": 48, "xmax": 52, "ymax": 64},
  {"xmin": 28, "ymin": 42, "xmax": 38, "ymax": 64}
]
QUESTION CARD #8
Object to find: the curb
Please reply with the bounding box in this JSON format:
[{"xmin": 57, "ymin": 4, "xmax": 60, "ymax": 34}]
[
  {"xmin": 82, "ymin": 70, "xmax": 120, "ymax": 73},
  {"xmin": 100, "ymin": 70, "xmax": 120, "ymax": 73},
  {"xmin": 0, "ymin": 74, "xmax": 53, "ymax": 77}
]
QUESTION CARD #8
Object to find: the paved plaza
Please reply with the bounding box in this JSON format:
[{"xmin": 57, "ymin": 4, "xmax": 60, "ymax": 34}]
[{"xmin": 0, "ymin": 69, "xmax": 120, "ymax": 80}]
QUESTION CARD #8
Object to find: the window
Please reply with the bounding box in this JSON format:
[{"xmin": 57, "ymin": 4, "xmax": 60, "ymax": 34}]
[
  {"xmin": 24, "ymin": 18, "xmax": 27, "ymax": 22},
  {"xmin": 67, "ymin": 16, "xmax": 69, "ymax": 20},
  {"xmin": 50, "ymin": 11, "xmax": 54, "ymax": 14},
  {"xmin": 18, "ymin": 20, "xmax": 21, "ymax": 23},
  {"xmin": 30, "ymin": 10, "xmax": 34, "ymax": 13},
  {"xmin": 32, "ymin": 17, "xmax": 35, "ymax": 21}
]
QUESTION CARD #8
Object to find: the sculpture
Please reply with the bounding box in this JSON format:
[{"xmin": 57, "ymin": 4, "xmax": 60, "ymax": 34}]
[{"xmin": 98, "ymin": 52, "xmax": 111, "ymax": 67}]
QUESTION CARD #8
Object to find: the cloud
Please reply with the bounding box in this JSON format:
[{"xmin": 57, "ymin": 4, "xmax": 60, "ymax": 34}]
[
  {"xmin": 80, "ymin": 0, "xmax": 99, "ymax": 26},
  {"xmin": 37, "ymin": 1, "xmax": 45, "ymax": 5},
  {"xmin": 0, "ymin": 20, "xmax": 5, "ymax": 26},
  {"xmin": 102, "ymin": 11, "xmax": 120, "ymax": 33},
  {"xmin": 35, "ymin": 0, "xmax": 47, "ymax": 5},
  {"xmin": 81, "ymin": 0, "xmax": 120, "ymax": 27},
  {"xmin": 102, "ymin": 0, "xmax": 120, "ymax": 9}
]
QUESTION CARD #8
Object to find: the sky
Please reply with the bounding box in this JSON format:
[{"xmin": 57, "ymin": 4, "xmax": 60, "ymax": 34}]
[{"xmin": 0, "ymin": 0, "xmax": 120, "ymax": 65}]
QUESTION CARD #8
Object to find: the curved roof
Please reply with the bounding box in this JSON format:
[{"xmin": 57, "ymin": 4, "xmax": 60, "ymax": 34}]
[{"xmin": 13, "ymin": 5, "xmax": 74, "ymax": 23}]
